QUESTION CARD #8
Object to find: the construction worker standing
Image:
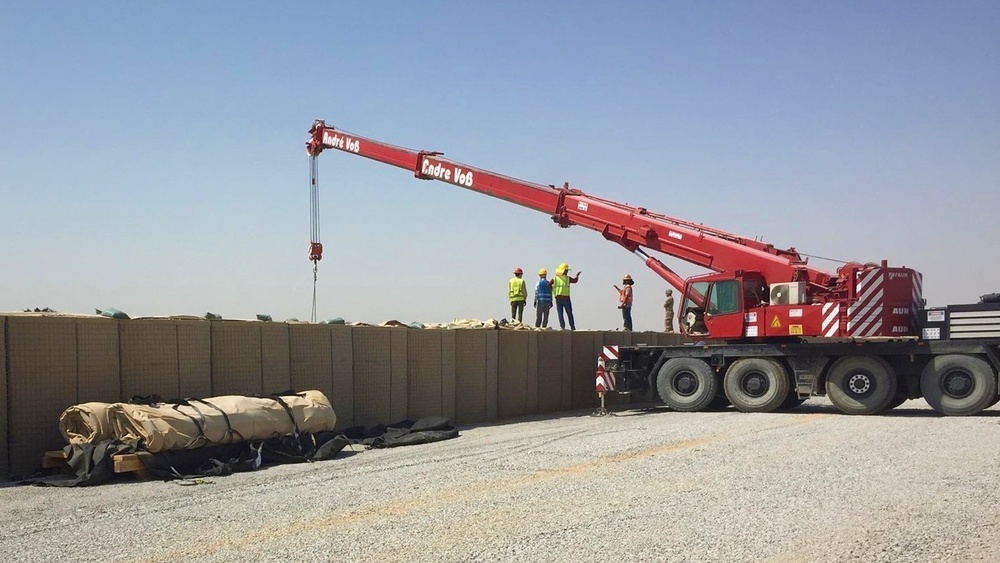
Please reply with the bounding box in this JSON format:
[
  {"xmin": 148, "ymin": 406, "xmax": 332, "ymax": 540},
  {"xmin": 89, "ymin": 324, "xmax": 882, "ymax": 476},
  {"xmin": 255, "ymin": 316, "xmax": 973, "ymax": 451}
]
[
  {"xmin": 509, "ymin": 268, "xmax": 527, "ymax": 323},
  {"xmin": 552, "ymin": 263, "xmax": 581, "ymax": 330},
  {"xmin": 664, "ymin": 289, "xmax": 675, "ymax": 333},
  {"xmin": 614, "ymin": 274, "xmax": 634, "ymax": 331},
  {"xmin": 534, "ymin": 268, "xmax": 553, "ymax": 328}
]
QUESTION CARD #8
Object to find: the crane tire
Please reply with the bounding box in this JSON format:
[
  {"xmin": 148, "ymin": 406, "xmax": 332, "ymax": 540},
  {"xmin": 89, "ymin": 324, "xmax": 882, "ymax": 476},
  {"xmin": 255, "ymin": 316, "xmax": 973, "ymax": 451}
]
[
  {"xmin": 826, "ymin": 356, "xmax": 896, "ymax": 415},
  {"xmin": 655, "ymin": 358, "xmax": 718, "ymax": 412},
  {"xmin": 920, "ymin": 354, "xmax": 997, "ymax": 416},
  {"xmin": 723, "ymin": 357, "xmax": 791, "ymax": 413}
]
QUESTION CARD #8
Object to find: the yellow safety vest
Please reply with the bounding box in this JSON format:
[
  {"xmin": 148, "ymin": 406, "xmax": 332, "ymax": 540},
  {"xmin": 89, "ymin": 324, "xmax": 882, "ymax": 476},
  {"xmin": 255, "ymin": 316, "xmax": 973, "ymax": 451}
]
[
  {"xmin": 509, "ymin": 277, "xmax": 527, "ymax": 302},
  {"xmin": 553, "ymin": 274, "xmax": 571, "ymax": 297}
]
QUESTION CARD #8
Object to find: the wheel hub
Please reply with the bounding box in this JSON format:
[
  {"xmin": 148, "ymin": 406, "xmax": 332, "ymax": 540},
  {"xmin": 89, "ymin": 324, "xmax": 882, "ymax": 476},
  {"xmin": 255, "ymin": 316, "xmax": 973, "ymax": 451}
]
[
  {"xmin": 673, "ymin": 371, "xmax": 698, "ymax": 396},
  {"xmin": 942, "ymin": 370, "xmax": 974, "ymax": 399},
  {"xmin": 847, "ymin": 373, "xmax": 872, "ymax": 395},
  {"xmin": 741, "ymin": 371, "xmax": 769, "ymax": 398}
]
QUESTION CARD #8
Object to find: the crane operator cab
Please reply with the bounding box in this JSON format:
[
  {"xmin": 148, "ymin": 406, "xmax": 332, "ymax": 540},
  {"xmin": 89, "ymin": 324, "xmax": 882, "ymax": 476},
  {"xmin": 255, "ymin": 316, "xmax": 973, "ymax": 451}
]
[{"xmin": 680, "ymin": 271, "xmax": 769, "ymax": 339}]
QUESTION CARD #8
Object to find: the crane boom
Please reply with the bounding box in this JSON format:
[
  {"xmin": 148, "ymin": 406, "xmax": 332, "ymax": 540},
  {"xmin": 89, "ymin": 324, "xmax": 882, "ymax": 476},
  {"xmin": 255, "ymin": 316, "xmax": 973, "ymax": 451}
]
[{"xmin": 307, "ymin": 120, "xmax": 835, "ymax": 291}]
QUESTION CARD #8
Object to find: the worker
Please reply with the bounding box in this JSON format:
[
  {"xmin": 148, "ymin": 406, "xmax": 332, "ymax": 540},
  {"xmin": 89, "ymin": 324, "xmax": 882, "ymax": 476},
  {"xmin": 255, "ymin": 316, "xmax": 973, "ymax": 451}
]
[
  {"xmin": 508, "ymin": 268, "xmax": 527, "ymax": 323},
  {"xmin": 551, "ymin": 262, "xmax": 581, "ymax": 330},
  {"xmin": 534, "ymin": 268, "xmax": 553, "ymax": 328},
  {"xmin": 664, "ymin": 289, "xmax": 675, "ymax": 333},
  {"xmin": 613, "ymin": 274, "xmax": 634, "ymax": 331}
]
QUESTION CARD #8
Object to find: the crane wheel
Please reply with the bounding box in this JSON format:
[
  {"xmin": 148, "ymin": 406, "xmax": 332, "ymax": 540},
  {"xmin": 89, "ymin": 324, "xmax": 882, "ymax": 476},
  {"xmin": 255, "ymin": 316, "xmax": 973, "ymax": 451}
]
[
  {"xmin": 655, "ymin": 358, "xmax": 718, "ymax": 412},
  {"xmin": 920, "ymin": 354, "xmax": 997, "ymax": 416},
  {"xmin": 825, "ymin": 356, "xmax": 896, "ymax": 415},
  {"xmin": 723, "ymin": 358, "xmax": 791, "ymax": 413}
]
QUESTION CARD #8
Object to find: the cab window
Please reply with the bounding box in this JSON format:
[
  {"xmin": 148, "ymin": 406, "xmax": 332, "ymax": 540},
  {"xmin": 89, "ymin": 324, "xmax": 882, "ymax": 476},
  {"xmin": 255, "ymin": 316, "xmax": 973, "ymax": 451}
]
[
  {"xmin": 682, "ymin": 281, "xmax": 710, "ymax": 333},
  {"xmin": 707, "ymin": 280, "xmax": 741, "ymax": 315},
  {"xmin": 682, "ymin": 282, "xmax": 709, "ymax": 317}
]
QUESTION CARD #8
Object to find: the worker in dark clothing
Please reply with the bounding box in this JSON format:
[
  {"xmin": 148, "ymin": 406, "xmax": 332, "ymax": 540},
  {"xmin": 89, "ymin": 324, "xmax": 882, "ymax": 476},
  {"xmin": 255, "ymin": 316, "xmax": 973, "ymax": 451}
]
[
  {"xmin": 614, "ymin": 274, "xmax": 634, "ymax": 331},
  {"xmin": 508, "ymin": 268, "xmax": 527, "ymax": 323}
]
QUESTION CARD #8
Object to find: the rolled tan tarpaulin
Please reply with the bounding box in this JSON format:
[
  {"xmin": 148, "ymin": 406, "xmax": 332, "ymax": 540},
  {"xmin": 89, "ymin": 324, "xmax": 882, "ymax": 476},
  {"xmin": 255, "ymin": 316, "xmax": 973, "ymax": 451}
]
[
  {"xmin": 106, "ymin": 390, "xmax": 337, "ymax": 453},
  {"xmin": 59, "ymin": 402, "xmax": 116, "ymax": 445}
]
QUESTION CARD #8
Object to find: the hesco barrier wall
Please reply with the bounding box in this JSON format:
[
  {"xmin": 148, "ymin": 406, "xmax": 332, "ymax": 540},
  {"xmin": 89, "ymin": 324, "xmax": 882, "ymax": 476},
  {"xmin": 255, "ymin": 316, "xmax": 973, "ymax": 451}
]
[{"xmin": 0, "ymin": 314, "xmax": 684, "ymax": 480}]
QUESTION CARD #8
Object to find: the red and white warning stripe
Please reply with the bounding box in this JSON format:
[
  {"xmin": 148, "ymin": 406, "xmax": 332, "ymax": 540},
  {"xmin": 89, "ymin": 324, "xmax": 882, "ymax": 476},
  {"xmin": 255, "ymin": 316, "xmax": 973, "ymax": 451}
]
[
  {"xmin": 911, "ymin": 271, "xmax": 924, "ymax": 332},
  {"xmin": 848, "ymin": 269, "xmax": 885, "ymax": 337},
  {"xmin": 602, "ymin": 346, "xmax": 619, "ymax": 360},
  {"xmin": 821, "ymin": 302, "xmax": 840, "ymax": 337},
  {"xmin": 595, "ymin": 346, "xmax": 619, "ymax": 393},
  {"xmin": 911, "ymin": 271, "xmax": 923, "ymax": 309}
]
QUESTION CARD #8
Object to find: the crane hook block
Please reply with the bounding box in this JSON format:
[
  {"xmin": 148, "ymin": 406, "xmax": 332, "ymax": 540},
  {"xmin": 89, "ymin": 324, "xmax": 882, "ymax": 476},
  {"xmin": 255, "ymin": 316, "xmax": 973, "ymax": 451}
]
[{"xmin": 309, "ymin": 242, "xmax": 324, "ymax": 262}]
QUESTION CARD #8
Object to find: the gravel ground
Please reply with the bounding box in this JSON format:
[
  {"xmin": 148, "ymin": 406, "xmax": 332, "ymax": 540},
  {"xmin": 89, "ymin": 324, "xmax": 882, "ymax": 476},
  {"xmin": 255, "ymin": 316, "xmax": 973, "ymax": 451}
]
[{"xmin": 2, "ymin": 398, "xmax": 999, "ymax": 562}]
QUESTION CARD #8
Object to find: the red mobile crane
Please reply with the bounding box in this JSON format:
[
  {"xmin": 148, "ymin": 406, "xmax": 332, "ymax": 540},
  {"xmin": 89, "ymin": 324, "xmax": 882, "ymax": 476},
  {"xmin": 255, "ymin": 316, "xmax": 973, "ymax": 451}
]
[{"xmin": 306, "ymin": 120, "xmax": 1000, "ymax": 417}]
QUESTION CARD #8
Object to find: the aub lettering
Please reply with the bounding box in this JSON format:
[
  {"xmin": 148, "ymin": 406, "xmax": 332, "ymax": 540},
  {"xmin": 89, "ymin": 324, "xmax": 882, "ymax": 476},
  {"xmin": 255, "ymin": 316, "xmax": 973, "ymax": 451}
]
[{"xmin": 891, "ymin": 307, "xmax": 909, "ymax": 315}]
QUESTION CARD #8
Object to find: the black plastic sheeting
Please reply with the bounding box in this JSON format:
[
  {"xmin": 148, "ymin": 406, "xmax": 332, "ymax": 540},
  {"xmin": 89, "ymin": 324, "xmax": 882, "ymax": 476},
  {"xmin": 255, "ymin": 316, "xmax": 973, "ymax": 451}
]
[{"xmin": 22, "ymin": 417, "xmax": 459, "ymax": 487}]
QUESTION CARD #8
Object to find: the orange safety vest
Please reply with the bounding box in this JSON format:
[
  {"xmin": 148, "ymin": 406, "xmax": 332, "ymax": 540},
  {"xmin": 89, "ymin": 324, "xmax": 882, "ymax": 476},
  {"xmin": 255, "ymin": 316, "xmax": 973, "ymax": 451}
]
[{"xmin": 620, "ymin": 285, "xmax": 633, "ymax": 306}]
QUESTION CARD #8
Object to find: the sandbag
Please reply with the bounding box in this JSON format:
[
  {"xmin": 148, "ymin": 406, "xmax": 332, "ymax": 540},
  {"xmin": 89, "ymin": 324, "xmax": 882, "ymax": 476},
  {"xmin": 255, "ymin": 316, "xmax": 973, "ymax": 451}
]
[
  {"xmin": 107, "ymin": 390, "xmax": 336, "ymax": 453},
  {"xmin": 59, "ymin": 402, "xmax": 116, "ymax": 444}
]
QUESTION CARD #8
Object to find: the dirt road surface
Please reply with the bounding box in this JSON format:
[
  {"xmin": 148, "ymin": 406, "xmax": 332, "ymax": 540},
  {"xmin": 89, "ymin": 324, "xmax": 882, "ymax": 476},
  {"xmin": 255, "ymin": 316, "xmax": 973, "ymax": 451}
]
[{"xmin": 2, "ymin": 398, "xmax": 999, "ymax": 562}]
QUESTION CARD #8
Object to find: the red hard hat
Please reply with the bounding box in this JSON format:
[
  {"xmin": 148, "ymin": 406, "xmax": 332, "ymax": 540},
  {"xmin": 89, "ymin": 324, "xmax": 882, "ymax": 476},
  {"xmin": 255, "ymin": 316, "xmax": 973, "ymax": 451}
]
[{"xmin": 514, "ymin": 268, "xmax": 523, "ymax": 275}]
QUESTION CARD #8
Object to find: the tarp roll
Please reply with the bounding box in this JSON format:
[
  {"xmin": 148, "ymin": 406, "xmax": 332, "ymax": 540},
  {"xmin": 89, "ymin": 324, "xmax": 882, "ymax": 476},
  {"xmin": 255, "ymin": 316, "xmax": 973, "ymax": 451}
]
[
  {"xmin": 59, "ymin": 402, "xmax": 116, "ymax": 445},
  {"xmin": 59, "ymin": 390, "xmax": 336, "ymax": 453}
]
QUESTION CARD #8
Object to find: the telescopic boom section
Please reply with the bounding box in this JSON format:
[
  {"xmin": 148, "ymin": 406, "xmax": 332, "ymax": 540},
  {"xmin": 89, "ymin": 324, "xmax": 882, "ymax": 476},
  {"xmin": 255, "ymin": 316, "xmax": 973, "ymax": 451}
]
[
  {"xmin": 307, "ymin": 120, "xmax": 835, "ymax": 289},
  {"xmin": 307, "ymin": 120, "xmax": 559, "ymax": 213}
]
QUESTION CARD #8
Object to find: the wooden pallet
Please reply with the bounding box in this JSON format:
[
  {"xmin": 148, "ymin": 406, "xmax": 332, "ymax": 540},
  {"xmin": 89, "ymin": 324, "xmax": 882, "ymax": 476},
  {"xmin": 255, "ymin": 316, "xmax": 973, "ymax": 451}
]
[{"xmin": 43, "ymin": 450, "xmax": 152, "ymax": 479}]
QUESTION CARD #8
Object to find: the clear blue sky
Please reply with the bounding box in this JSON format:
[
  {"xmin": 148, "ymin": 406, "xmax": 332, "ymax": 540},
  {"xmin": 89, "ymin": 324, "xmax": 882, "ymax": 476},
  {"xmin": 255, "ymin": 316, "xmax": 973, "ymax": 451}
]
[{"xmin": 2, "ymin": 1, "xmax": 997, "ymax": 330}]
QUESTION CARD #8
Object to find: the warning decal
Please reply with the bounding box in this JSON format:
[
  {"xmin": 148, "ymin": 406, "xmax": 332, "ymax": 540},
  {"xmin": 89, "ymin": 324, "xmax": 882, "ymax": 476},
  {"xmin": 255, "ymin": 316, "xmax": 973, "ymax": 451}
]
[
  {"xmin": 771, "ymin": 316, "xmax": 781, "ymax": 328},
  {"xmin": 789, "ymin": 324, "xmax": 803, "ymax": 335}
]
